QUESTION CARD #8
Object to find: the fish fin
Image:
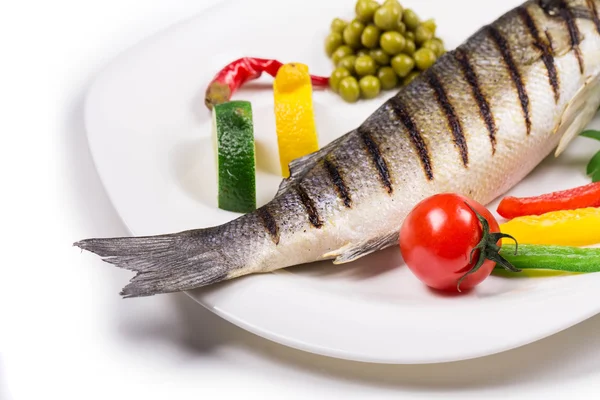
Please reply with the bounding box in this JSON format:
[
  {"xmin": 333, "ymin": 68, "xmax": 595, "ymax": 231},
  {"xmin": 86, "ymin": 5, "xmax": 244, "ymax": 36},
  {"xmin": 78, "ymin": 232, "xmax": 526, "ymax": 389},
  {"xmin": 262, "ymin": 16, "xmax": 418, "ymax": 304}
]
[
  {"xmin": 543, "ymin": 28, "xmax": 571, "ymax": 58},
  {"xmin": 504, "ymin": 26, "xmax": 568, "ymax": 71},
  {"xmin": 555, "ymin": 73, "xmax": 600, "ymax": 156},
  {"xmin": 323, "ymin": 231, "xmax": 399, "ymax": 264},
  {"xmin": 74, "ymin": 229, "xmax": 233, "ymax": 298},
  {"xmin": 276, "ymin": 133, "xmax": 351, "ymax": 197}
]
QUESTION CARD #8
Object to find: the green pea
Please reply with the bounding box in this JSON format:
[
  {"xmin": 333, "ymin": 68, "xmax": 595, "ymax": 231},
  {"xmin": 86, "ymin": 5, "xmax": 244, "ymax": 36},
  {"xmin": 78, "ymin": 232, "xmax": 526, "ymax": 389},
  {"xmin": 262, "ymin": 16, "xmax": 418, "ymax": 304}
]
[
  {"xmin": 384, "ymin": 0, "xmax": 404, "ymax": 16},
  {"xmin": 361, "ymin": 25, "xmax": 382, "ymax": 49},
  {"xmin": 404, "ymin": 31, "xmax": 415, "ymax": 41},
  {"xmin": 414, "ymin": 47, "xmax": 437, "ymax": 70},
  {"xmin": 422, "ymin": 39, "xmax": 443, "ymax": 57},
  {"xmin": 377, "ymin": 66, "xmax": 399, "ymax": 90},
  {"xmin": 325, "ymin": 32, "xmax": 343, "ymax": 57},
  {"xmin": 432, "ymin": 37, "xmax": 446, "ymax": 56},
  {"xmin": 357, "ymin": 49, "xmax": 369, "ymax": 58},
  {"xmin": 402, "ymin": 39, "xmax": 416, "ymax": 56},
  {"xmin": 331, "ymin": 18, "xmax": 348, "ymax": 34},
  {"xmin": 396, "ymin": 21, "xmax": 407, "ymax": 34},
  {"xmin": 421, "ymin": 18, "xmax": 437, "ymax": 35},
  {"xmin": 380, "ymin": 31, "xmax": 406, "ymax": 55},
  {"xmin": 403, "ymin": 9, "xmax": 420, "ymax": 31},
  {"xmin": 369, "ymin": 48, "xmax": 391, "ymax": 65},
  {"xmin": 383, "ymin": 0, "xmax": 402, "ymax": 7},
  {"xmin": 391, "ymin": 54, "xmax": 415, "ymax": 77},
  {"xmin": 337, "ymin": 55, "xmax": 357, "ymax": 74},
  {"xmin": 355, "ymin": 0, "xmax": 380, "ymax": 23},
  {"xmin": 329, "ymin": 67, "xmax": 352, "ymax": 93},
  {"xmin": 414, "ymin": 25, "xmax": 434, "ymax": 45},
  {"xmin": 343, "ymin": 20, "xmax": 366, "ymax": 49},
  {"xmin": 332, "ymin": 45, "xmax": 354, "ymax": 65},
  {"xmin": 374, "ymin": 5, "xmax": 402, "ymax": 31},
  {"xmin": 403, "ymin": 71, "xmax": 420, "ymax": 86},
  {"xmin": 355, "ymin": 55, "xmax": 377, "ymax": 77},
  {"xmin": 339, "ymin": 76, "xmax": 361, "ymax": 103},
  {"xmin": 359, "ymin": 75, "xmax": 381, "ymax": 99}
]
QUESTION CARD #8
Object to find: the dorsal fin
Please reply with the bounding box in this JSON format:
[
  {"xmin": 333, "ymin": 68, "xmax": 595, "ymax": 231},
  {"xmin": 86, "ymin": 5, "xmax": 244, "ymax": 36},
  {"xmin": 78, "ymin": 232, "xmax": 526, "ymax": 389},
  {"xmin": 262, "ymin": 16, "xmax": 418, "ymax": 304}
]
[{"xmin": 275, "ymin": 132, "xmax": 353, "ymax": 197}]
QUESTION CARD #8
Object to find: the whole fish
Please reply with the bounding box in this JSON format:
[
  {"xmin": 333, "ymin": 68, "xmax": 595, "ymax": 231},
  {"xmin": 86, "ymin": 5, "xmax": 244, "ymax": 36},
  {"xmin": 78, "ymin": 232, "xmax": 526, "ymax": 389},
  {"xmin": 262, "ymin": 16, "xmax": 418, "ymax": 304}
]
[{"xmin": 76, "ymin": 0, "xmax": 600, "ymax": 297}]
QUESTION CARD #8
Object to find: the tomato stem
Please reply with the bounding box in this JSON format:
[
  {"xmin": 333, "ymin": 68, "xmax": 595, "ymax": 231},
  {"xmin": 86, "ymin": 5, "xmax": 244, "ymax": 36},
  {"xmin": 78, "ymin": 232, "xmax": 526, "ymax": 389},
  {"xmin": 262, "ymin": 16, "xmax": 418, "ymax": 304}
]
[{"xmin": 457, "ymin": 203, "xmax": 521, "ymax": 292}]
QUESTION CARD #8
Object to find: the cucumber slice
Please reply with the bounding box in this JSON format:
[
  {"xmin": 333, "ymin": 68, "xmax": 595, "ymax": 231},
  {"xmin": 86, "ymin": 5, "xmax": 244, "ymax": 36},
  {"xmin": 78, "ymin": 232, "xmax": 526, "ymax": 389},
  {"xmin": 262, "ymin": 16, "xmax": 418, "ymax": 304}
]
[{"xmin": 212, "ymin": 101, "xmax": 256, "ymax": 213}]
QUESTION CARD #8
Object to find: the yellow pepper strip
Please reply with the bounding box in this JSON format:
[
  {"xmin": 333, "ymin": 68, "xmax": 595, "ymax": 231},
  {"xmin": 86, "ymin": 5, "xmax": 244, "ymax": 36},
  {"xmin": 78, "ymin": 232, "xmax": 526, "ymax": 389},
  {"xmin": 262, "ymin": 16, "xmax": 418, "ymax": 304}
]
[
  {"xmin": 273, "ymin": 63, "xmax": 319, "ymax": 178},
  {"xmin": 500, "ymin": 207, "xmax": 600, "ymax": 247}
]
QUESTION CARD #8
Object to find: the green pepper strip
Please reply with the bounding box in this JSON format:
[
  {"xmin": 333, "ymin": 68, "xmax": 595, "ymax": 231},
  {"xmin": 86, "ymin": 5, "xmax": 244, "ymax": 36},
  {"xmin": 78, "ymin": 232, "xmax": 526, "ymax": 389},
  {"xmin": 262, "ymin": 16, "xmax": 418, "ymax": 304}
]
[{"xmin": 498, "ymin": 244, "xmax": 600, "ymax": 273}]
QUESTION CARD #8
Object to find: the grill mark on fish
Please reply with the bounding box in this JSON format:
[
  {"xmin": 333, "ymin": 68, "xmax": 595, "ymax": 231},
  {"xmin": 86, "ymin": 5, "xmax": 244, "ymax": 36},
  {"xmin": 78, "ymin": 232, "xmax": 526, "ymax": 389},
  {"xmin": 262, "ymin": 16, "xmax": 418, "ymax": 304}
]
[
  {"xmin": 295, "ymin": 184, "xmax": 323, "ymax": 228},
  {"xmin": 488, "ymin": 25, "xmax": 532, "ymax": 135},
  {"xmin": 587, "ymin": 0, "xmax": 600, "ymax": 34},
  {"xmin": 559, "ymin": 0, "xmax": 585, "ymax": 73},
  {"xmin": 546, "ymin": 29, "xmax": 556, "ymax": 52},
  {"xmin": 453, "ymin": 48, "xmax": 497, "ymax": 153},
  {"xmin": 323, "ymin": 157, "xmax": 352, "ymax": 208},
  {"xmin": 256, "ymin": 206, "xmax": 280, "ymax": 244},
  {"xmin": 518, "ymin": 6, "xmax": 560, "ymax": 102},
  {"xmin": 424, "ymin": 70, "xmax": 469, "ymax": 166},
  {"xmin": 358, "ymin": 126, "xmax": 393, "ymax": 194},
  {"xmin": 387, "ymin": 97, "xmax": 434, "ymax": 180}
]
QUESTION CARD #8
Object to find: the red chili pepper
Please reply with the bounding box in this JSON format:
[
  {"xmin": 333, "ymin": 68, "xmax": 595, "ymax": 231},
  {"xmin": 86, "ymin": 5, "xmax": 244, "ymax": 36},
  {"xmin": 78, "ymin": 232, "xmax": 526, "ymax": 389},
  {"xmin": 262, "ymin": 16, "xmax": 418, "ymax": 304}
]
[
  {"xmin": 204, "ymin": 57, "xmax": 329, "ymax": 110},
  {"xmin": 497, "ymin": 181, "xmax": 600, "ymax": 219}
]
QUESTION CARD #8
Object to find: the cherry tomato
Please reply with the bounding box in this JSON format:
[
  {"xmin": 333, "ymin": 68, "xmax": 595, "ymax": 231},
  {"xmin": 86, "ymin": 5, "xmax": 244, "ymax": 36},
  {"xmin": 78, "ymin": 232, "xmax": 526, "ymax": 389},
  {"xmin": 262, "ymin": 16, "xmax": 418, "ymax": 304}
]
[{"xmin": 399, "ymin": 193, "xmax": 501, "ymax": 292}]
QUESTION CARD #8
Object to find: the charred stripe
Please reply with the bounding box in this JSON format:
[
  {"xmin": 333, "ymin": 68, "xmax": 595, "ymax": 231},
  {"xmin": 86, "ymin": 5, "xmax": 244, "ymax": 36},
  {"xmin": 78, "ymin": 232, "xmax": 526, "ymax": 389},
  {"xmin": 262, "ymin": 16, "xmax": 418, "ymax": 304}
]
[
  {"xmin": 453, "ymin": 48, "xmax": 497, "ymax": 154},
  {"xmin": 587, "ymin": 0, "xmax": 600, "ymax": 34},
  {"xmin": 358, "ymin": 126, "xmax": 393, "ymax": 194},
  {"xmin": 488, "ymin": 25, "xmax": 532, "ymax": 135},
  {"xmin": 387, "ymin": 97, "xmax": 434, "ymax": 179},
  {"xmin": 424, "ymin": 70, "xmax": 469, "ymax": 166},
  {"xmin": 539, "ymin": 49, "xmax": 560, "ymax": 103},
  {"xmin": 323, "ymin": 157, "xmax": 352, "ymax": 208},
  {"xmin": 295, "ymin": 184, "xmax": 323, "ymax": 228},
  {"xmin": 256, "ymin": 206, "xmax": 280, "ymax": 245},
  {"xmin": 519, "ymin": 6, "xmax": 541, "ymax": 39},
  {"xmin": 518, "ymin": 6, "xmax": 560, "ymax": 102},
  {"xmin": 559, "ymin": 0, "xmax": 584, "ymax": 73}
]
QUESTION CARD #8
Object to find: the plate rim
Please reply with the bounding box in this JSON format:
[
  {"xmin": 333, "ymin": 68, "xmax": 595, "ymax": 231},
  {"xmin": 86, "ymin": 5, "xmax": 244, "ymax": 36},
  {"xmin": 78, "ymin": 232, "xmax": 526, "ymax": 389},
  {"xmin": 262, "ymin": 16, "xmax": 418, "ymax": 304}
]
[{"xmin": 81, "ymin": 0, "xmax": 600, "ymax": 364}]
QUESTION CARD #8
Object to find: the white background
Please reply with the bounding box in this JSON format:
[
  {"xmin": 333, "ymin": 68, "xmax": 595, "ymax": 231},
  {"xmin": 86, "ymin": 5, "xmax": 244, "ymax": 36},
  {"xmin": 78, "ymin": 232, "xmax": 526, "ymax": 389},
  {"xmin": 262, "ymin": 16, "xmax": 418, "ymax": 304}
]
[{"xmin": 2, "ymin": 0, "xmax": 600, "ymax": 398}]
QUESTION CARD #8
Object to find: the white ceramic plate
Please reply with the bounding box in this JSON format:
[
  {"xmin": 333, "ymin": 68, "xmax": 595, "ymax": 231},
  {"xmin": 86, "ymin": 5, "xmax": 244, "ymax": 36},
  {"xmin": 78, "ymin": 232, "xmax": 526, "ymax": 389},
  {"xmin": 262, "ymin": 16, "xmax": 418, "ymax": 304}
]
[{"xmin": 85, "ymin": 0, "xmax": 600, "ymax": 364}]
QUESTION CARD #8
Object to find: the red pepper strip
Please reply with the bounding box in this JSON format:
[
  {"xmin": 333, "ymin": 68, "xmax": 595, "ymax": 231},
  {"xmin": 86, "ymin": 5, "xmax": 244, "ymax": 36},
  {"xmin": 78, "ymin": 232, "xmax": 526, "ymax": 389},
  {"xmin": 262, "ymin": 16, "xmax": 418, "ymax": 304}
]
[
  {"xmin": 497, "ymin": 181, "xmax": 600, "ymax": 219},
  {"xmin": 204, "ymin": 57, "xmax": 330, "ymax": 110}
]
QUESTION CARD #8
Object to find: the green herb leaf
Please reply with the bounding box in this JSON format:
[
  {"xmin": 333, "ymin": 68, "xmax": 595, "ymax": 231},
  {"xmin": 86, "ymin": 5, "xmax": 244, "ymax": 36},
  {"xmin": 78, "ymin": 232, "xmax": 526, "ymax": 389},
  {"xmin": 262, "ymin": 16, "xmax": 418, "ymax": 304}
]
[
  {"xmin": 580, "ymin": 130, "xmax": 600, "ymax": 141},
  {"xmin": 593, "ymin": 167, "xmax": 600, "ymax": 183},
  {"xmin": 587, "ymin": 150, "xmax": 600, "ymax": 176}
]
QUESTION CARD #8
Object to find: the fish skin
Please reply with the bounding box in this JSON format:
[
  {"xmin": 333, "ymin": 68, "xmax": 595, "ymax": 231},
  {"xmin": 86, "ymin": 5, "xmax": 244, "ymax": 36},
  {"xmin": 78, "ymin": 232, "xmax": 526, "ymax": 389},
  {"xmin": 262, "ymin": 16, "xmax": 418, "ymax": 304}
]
[{"xmin": 75, "ymin": 0, "xmax": 600, "ymax": 297}]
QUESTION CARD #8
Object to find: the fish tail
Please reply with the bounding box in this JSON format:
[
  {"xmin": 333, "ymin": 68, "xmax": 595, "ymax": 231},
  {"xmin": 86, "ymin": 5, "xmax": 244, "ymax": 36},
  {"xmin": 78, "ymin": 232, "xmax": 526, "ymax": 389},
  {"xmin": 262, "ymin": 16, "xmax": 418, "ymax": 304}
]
[{"xmin": 74, "ymin": 228, "xmax": 233, "ymax": 298}]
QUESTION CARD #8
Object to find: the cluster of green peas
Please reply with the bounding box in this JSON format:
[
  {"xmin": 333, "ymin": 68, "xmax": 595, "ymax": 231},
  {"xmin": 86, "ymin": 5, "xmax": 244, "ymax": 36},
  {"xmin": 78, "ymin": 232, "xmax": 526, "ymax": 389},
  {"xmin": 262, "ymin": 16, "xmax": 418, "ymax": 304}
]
[{"xmin": 325, "ymin": 0, "xmax": 445, "ymax": 102}]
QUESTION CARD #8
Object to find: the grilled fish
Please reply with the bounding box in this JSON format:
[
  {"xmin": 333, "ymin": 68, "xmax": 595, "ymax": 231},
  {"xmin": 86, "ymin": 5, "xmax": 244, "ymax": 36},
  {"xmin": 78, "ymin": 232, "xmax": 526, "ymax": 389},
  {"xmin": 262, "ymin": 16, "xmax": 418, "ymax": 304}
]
[{"xmin": 76, "ymin": 0, "xmax": 600, "ymax": 297}]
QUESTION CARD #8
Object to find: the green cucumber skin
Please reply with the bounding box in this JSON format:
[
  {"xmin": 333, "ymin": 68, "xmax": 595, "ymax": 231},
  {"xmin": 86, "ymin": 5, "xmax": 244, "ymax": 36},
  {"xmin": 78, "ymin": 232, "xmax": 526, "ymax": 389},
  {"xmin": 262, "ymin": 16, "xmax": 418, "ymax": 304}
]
[{"xmin": 214, "ymin": 101, "xmax": 256, "ymax": 213}]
